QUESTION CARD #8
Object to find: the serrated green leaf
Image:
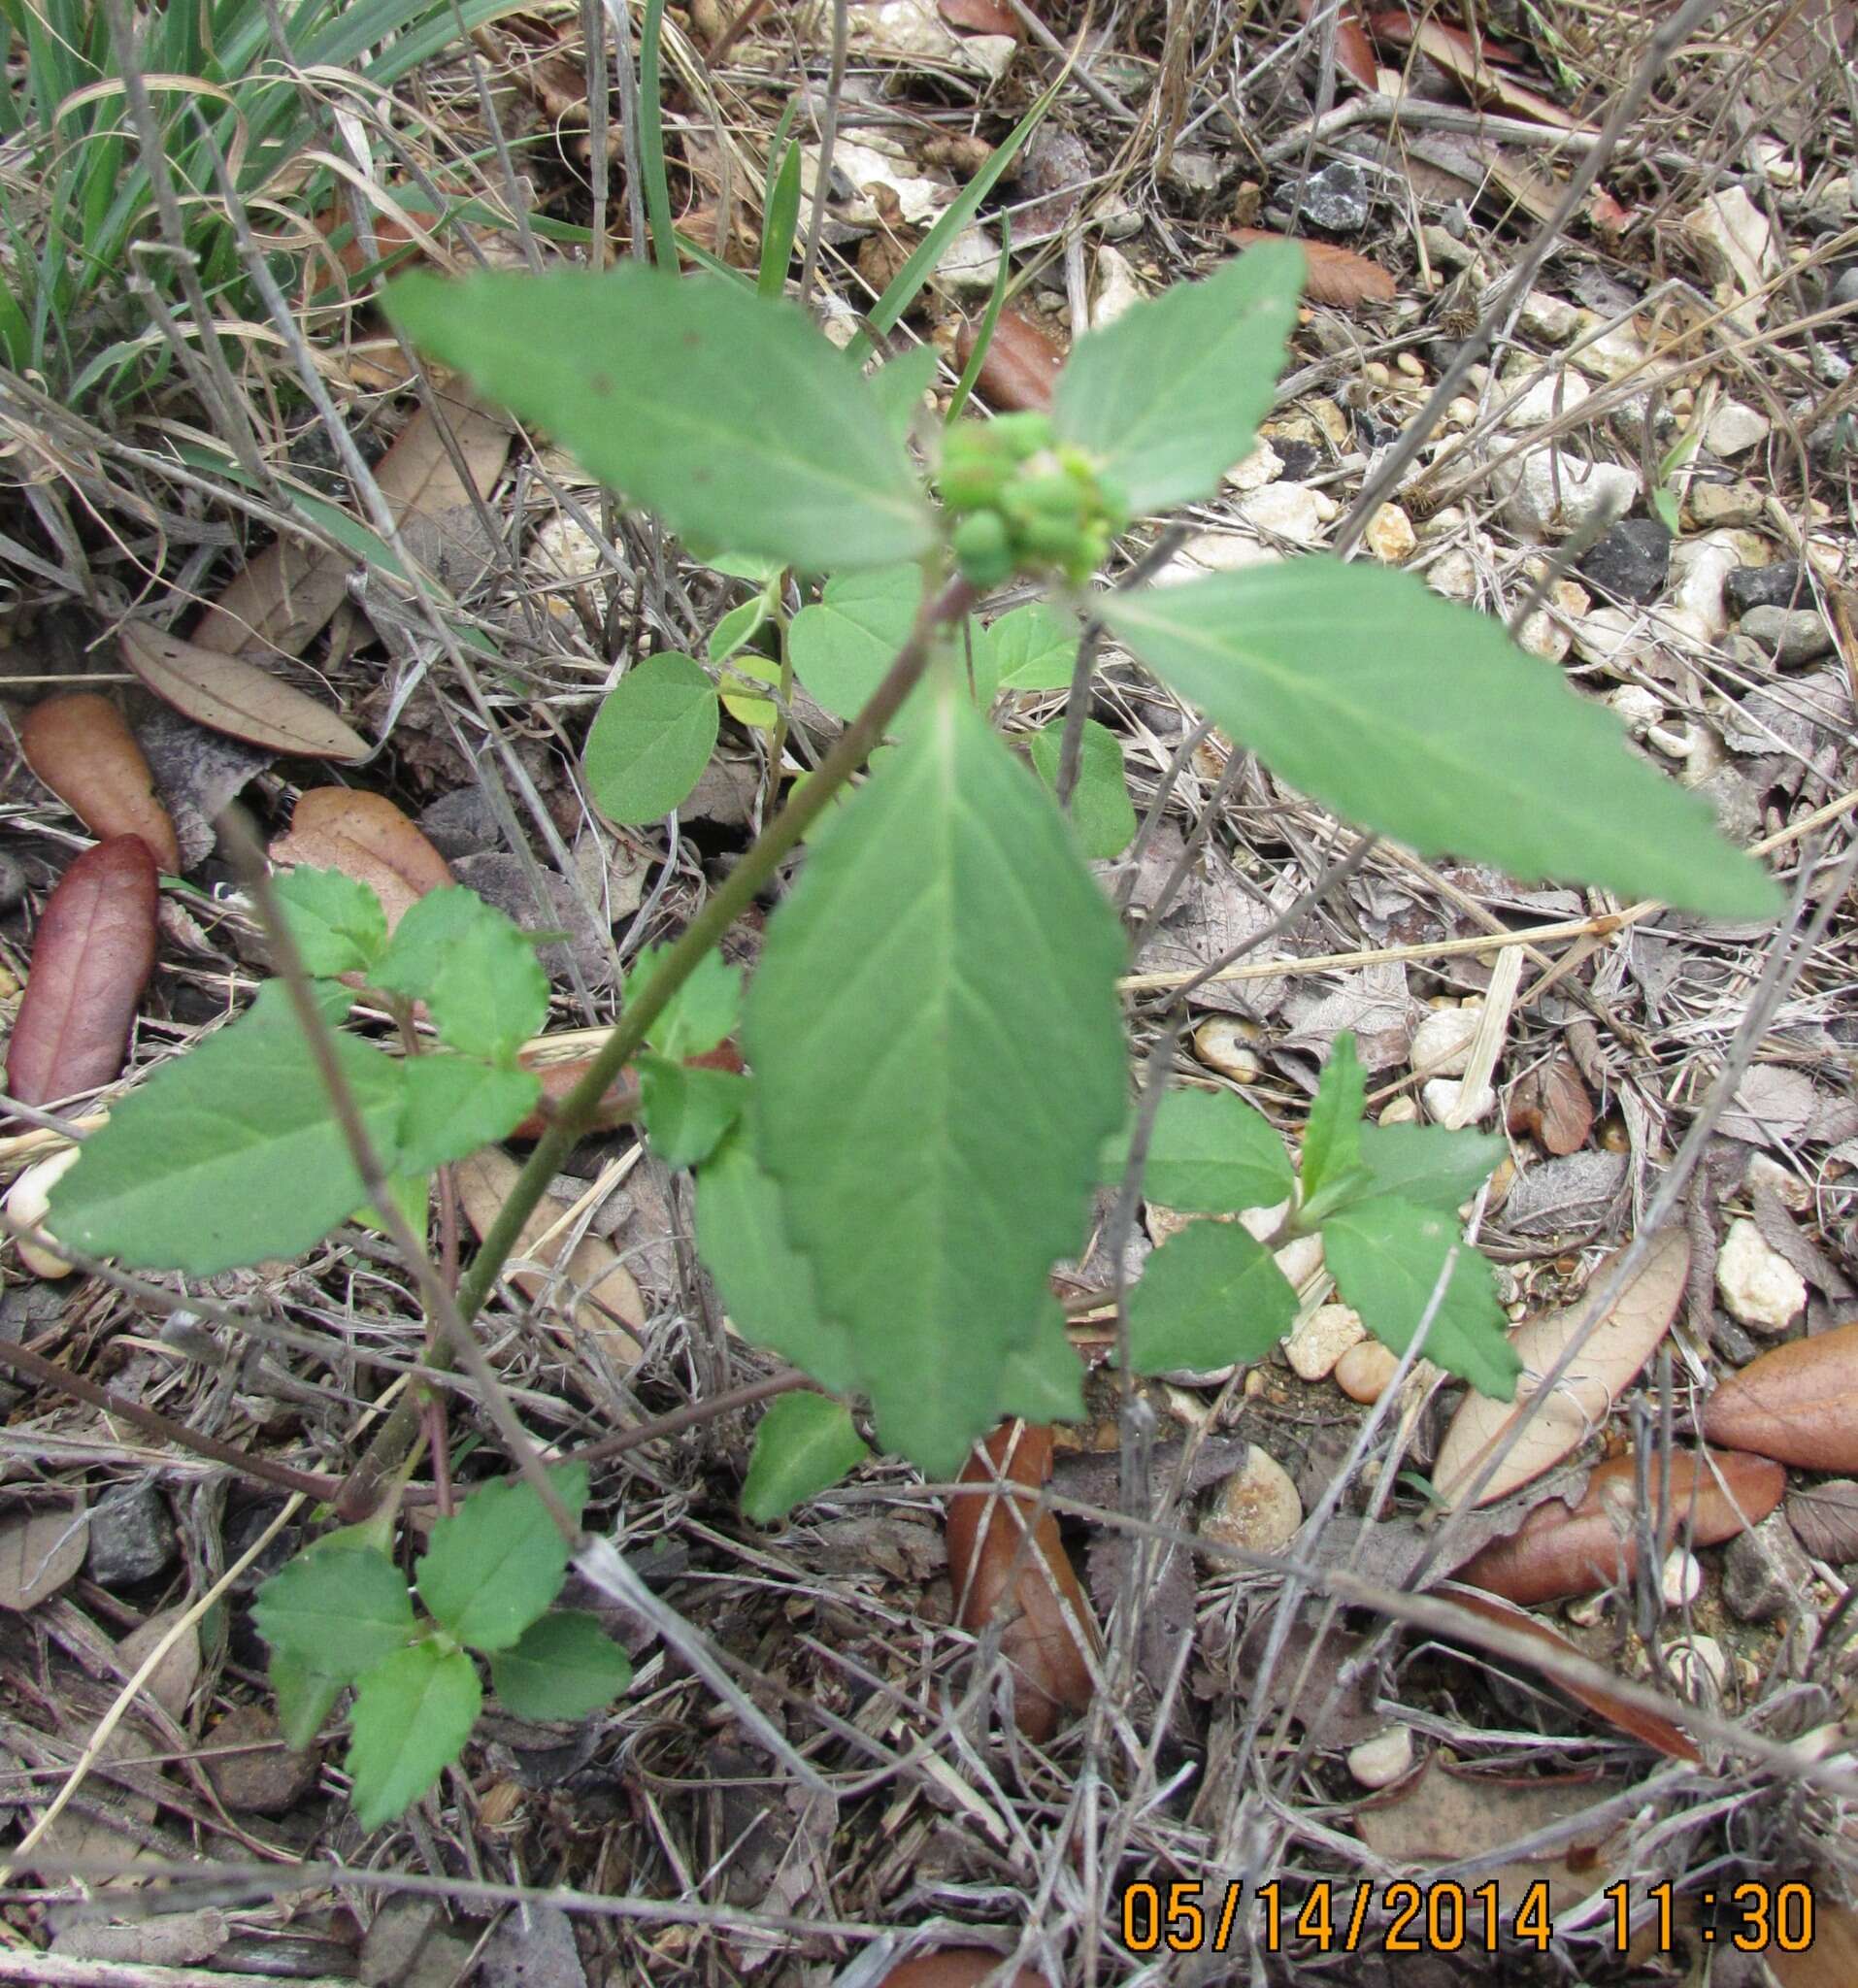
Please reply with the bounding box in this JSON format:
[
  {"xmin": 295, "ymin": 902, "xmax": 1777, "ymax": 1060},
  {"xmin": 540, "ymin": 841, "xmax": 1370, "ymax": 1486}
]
[
  {"xmin": 625, "ymin": 946, "xmax": 741, "ymax": 1061},
  {"xmin": 48, "ymin": 986, "xmax": 405, "ymax": 1276},
  {"xmin": 637, "ymin": 1055, "xmax": 745, "ymax": 1168},
  {"xmin": 1102, "ymin": 564, "xmax": 1779, "ymax": 917},
  {"xmin": 1357, "ymin": 1120, "xmax": 1505, "ymax": 1213},
  {"xmin": 742, "ymin": 680, "xmax": 1127, "ymax": 1474},
  {"xmin": 989, "ymin": 600, "xmax": 1077, "ymax": 692},
  {"xmin": 373, "ymin": 887, "xmax": 549, "ymax": 1064},
  {"xmin": 385, "ymin": 268, "xmax": 934, "ymax": 571},
  {"xmin": 1125, "ymin": 1220, "xmax": 1299, "ymax": 1375},
  {"xmin": 694, "ymin": 1126, "xmax": 858, "ymax": 1396},
  {"xmin": 489, "ymin": 1611, "xmax": 632, "ymax": 1720},
  {"xmin": 252, "ymin": 1545, "xmax": 415, "ymax": 1681},
  {"xmin": 1301, "ymin": 1034, "xmax": 1365, "ymax": 1209},
  {"xmin": 271, "ymin": 1649, "xmax": 344, "ymax": 1752},
  {"xmin": 1144, "ymin": 1088, "xmax": 1295, "ymax": 1213},
  {"xmin": 787, "ymin": 566, "xmax": 924, "ymax": 720},
  {"xmin": 346, "ymin": 1641, "xmax": 481, "ymax": 1830},
  {"xmin": 1053, "ymin": 242, "xmax": 1305, "ymax": 514},
  {"xmin": 994, "ymin": 1297, "xmax": 1087, "ymax": 1423},
  {"xmin": 741, "ymin": 1392, "xmax": 870, "ymax": 1523},
  {"xmin": 583, "ymin": 651, "xmax": 720, "ymax": 825},
  {"xmin": 273, "ymin": 867, "xmax": 386, "ymax": 977},
  {"xmin": 1027, "ymin": 718, "xmax": 1137, "ymax": 858},
  {"xmin": 397, "ymin": 1056, "xmax": 540, "ymax": 1176},
  {"xmin": 869, "ymin": 343, "xmax": 940, "ymax": 445},
  {"xmin": 1323, "ymin": 1195, "xmax": 1521, "ymax": 1399},
  {"xmin": 415, "ymin": 1466, "xmax": 587, "ymax": 1651}
]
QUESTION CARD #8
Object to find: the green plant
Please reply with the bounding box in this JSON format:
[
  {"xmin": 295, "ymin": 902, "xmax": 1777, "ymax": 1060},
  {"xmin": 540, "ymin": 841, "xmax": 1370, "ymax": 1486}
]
[
  {"xmin": 47, "ymin": 239, "xmax": 1780, "ymax": 1826},
  {"xmin": 252, "ymin": 1464, "xmax": 630, "ymax": 1827}
]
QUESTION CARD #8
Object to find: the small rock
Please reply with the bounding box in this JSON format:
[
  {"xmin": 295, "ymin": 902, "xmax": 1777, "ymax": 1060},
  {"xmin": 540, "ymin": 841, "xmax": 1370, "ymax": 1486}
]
[
  {"xmin": 1193, "ymin": 1017, "xmax": 1262, "ymax": 1082},
  {"xmin": 1725, "ymin": 561, "xmax": 1804, "ymax": 617},
  {"xmin": 1347, "ymin": 1726, "xmax": 1414, "ymax": 1789},
  {"xmin": 1745, "ymin": 1153, "xmax": 1812, "ymax": 1212},
  {"xmin": 1517, "ymin": 607, "xmax": 1571, "ymax": 662},
  {"xmin": 1336, "ymin": 1340, "xmax": 1400, "ymax": 1404},
  {"xmin": 1298, "ymin": 159, "xmax": 1370, "ymax": 232},
  {"xmin": 1518, "ymin": 290, "xmax": 1582, "ymax": 343},
  {"xmin": 527, "ymin": 514, "xmax": 608, "ymax": 581},
  {"xmin": 1163, "ymin": 149, "xmax": 1223, "ymax": 201},
  {"xmin": 1669, "ymin": 535, "xmax": 1742, "ymax": 638},
  {"xmin": 1716, "ymin": 1217, "xmax": 1808, "ymax": 1334},
  {"xmin": 1706, "ymin": 400, "xmax": 1771, "ymax": 457},
  {"xmin": 935, "ymin": 225, "xmax": 1005, "ymax": 295},
  {"xmin": 1573, "ymin": 324, "xmax": 1648, "ymax": 382},
  {"xmin": 1686, "ymin": 480, "xmax": 1766, "ymax": 529},
  {"xmin": 417, "ymin": 787, "xmax": 501, "ymax": 861},
  {"xmin": 1363, "ymin": 503, "xmax": 1416, "ymax": 563},
  {"xmin": 1377, "ymin": 1096, "xmax": 1419, "ymax": 1126},
  {"xmin": 1833, "ymin": 265, "xmax": 1858, "ymax": 311},
  {"xmin": 1722, "ymin": 1511, "xmax": 1812, "ymax": 1623},
  {"xmin": 1445, "ymin": 395, "xmax": 1479, "ymax": 427},
  {"xmin": 1091, "ymin": 246, "xmax": 1143, "ymax": 329},
  {"xmin": 1661, "ymin": 1547, "xmax": 1702, "ymax": 1608},
  {"xmin": 86, "ymin": 1484, "xmax": 177, "ymax": 1588},
  {"xmin": 1607, "ymin": 684, "xmax": 1663, "ymax": 736},
  {"xmin": 1496, "ymin": 447, "xmax": 1639, "ymax": 536},
  {"xmin": 1238, "ymin": 480, "xmax": 1332, "ymax": 545},
  {"xmin": 1425, "ymin": 547, "xmax": 1478, "ymax": 601},
  {"xmin": 1572, "ymin": 605, "xmax": 1646, "ymax": 669},
  {"xmin": 1739, "ymin": 605, "xmax": 1832, "ymax": 665},
  {"xmin": 1685, "ymin": 187, "xmax": 1777, "ymax": 309},
  {"xmin": 1421, "ymin": 224, "xmax": 1481, "ymax": 272},
  {"xmin": 1200, "ymin": 1445, "xmax": 1303, "ymax": 1557},
  {"xmin": 1664, "ymin": 1634, "xmax": 1728, "ymax": 1700},
  {"xmin": 1225, "ymin": 439, "xmax": 1283, "ymax": 493},
  {"xmin": 1424, "ymin": 1077, "xmax": 1495, "ymax": 1125},
  {"xmin": 1410, "ymin": 1005, "xmax": 1479, "ymax": 1078},
  {"xmin": 1285, "ymin": 1304, "xmax": 1367, "ymax": 1382},
  {"xmin": 1500, "ymin": 371, "xmax": 1591, "ymax": 430},
  {"xmin": 203, "ymin": 1703, "xmax": 322, "ymax": 1814},
  {"xmin": 1813, "ymin": 346, "xmax": 1852, "ymax": 386},
  {"xmin": 1576, "ymin": 517, "xmax": 1671, "ymax": 603}
]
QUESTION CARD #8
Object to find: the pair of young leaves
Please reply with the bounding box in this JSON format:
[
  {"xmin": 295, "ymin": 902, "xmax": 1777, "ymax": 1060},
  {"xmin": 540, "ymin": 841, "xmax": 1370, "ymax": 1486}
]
[
  {"xmin": 252, "ymin": 1466, "xmax": 630, "ymax": 1829},
  {"xmin": 1129, "ymin": 1033, "xmax": 1522, "ymax": 1402}
]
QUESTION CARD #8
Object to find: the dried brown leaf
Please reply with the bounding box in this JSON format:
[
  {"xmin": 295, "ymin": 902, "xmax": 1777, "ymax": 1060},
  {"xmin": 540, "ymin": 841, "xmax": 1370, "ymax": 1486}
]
[
  {"xmin": 116, "ymin": 1610, "xmax": 200, "ymax": 1721},
  {"xmin": 453, "ymin": 1147, "xmax": 646, "ymax": 1359},
  {"xmin": 0, "ymin": 1503, "xmax": 88, "ymax": 1611},
  {"xmin": 937, "ymin": 0, "xmax": 1022, "ymax": 35},
  {"xmin": 1768, "ymin": 1896, "xmax": 1858, "ymax": 1988},
  {"xmin": 1300, "ymin": 0, "xmax": 1378, "ymax": 90},
  {"xmin": 19, "ymin": 695, "xmax": 182, "ymax": 874},
  {"xmin": 267, "ymin": 788, "xmax": 453, "ymax": 933},
  {"xmin": 947, "ymin": 1422, "xmax": 1097, "ymax": 1740},
  {"xmin": 1436, "ymin": 1584, "xmax": 1699, "ymax": 1761},
  {"xmin": 119, "ymin": 624, "xmax": 368, "ymax": 763},
  {"xmin": 879, "ymin": 1953, "xmax": 1050, "ymax": 1988},
  {"xmin": 7, "ymin": 839, "xmax": 159, "ymax": 1108},
  {"xmin": 1373, "ymin": 15, "xmax": 1587, "ymax": 129},
  {"xmin": 1457, "ymin": 1449, "xmax": 1784, "ymax": 1606},
  {"xmin": 1702, "ymin": 1317, "xmax": 1858, "ymax": 1472},
  {"xmin": 1225, "ymin": 227, "xmax": 1396, "ymax": 307},
  {"xmin": 1785, "ymin": 1480, "xmax": 1858, "ymax": 1562},
  {"xmin": 1506, "ymin": 1056, "xmax": 1593, "ymax": 1156},
  {"xmin": 956, "ymin": 308, "xmax": 1063, "ymax": 414},
  {"xmin": 1434, "ymin": 1230, "xmax": 1690, "ymax": 1508}
]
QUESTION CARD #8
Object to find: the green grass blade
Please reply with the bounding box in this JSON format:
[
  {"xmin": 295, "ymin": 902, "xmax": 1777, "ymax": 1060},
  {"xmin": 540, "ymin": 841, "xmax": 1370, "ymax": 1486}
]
[
  {"xmin": 946, "ymin": 214, "xmax": 1011, "ymax": 423},
  {"xmin": 638, "ymin": 0, "xmax": 678, "ymax": 270},
  {"xmin": 758, "ymin": 141, "xmax": 802, "ymax": 299}
]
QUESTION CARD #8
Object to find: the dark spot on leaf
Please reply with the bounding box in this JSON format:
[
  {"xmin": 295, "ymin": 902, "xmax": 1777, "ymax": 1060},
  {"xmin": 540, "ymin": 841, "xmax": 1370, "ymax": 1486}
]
[
  {"xmin": 590, "ymin": 374, "xmax": 614, "ymax": 397},
  {"xmin": 682, "ymin": 331, "xmax": 701, "ymax": 349}
]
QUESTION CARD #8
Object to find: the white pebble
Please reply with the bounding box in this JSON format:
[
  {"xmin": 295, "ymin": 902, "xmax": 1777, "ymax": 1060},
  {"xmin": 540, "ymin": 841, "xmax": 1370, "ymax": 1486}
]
[
  {"xmin": 1426, "ymin": 548, "xmax": 1478, "ymax": 601},
  {"xmin": 1285, "ymin": 1304, "xmax": 1367, "ymax": 1382},
  {"xmin": 1239, "ymin": 481, "xmax": 1331, "ymax": 545},
  {"xmin": 1662, "ymin": 1548, "xmax": 1703, "ymax": 1608},
  {"xmin": 1347, "ymin": 1726, "xmax": 1415, "ymax": 1788},
  {"xmin": 1607, "ymin": 684, "xmax": 1664, "ymax": 737},
  {"xmin": 1424, "ymin": 1077, "xmax": 1496, "ymax": 1125},
  {"xmin": 1410, "ymin": 1006, "xmax": 1479, "ymax": 1079},
  {"xmin": 1499, "ymin": 372, "xmax": 1592, "ymax": 430},
  {"xmin": 1496, "ymin": 447, "xmax": 1639, "ymax": 536},
  {"xmin": 1378, "ymin": 1096, "xmax": 1420, "ymax": 1126},
  {"xmin": 1193, "ymin": 1017, "xmax": 1262, "ymax": 1082},
  {"xmin": 1336, "ymin": 1340, "xmax": 1400, "ymax": 1404},
  {"xmin": 1706, "ymin": 400, "xmax": 1770, "ymax": 457},
  {"xmin": 1518, "ymin": 290, "xmax": 1583, "ymax": 343},
  {"xmin": 1572, "ymin": 605, "xmax": 1646, "ymax": 668},
  {"xmin": 1716, "ymin": 1217, "xmax": 1808, "ymax": 1334},
  {"xmin": 1225, "ymin": 439, "xmax": 1284, "ymax": 493},
  {"xmin": 1664, "ymin": 1635, "xmax": 1728, "ymax": 1701},
  {"xmin": 1364, "ymin": 503, "xmax": 1416, "ymax": 563}
]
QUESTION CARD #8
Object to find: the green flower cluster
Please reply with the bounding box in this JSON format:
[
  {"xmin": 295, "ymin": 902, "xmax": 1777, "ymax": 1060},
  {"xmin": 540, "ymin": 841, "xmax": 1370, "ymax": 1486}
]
[{"xmin": 938, "ymin": 414, "xmax": 1128, "ymax": 588}]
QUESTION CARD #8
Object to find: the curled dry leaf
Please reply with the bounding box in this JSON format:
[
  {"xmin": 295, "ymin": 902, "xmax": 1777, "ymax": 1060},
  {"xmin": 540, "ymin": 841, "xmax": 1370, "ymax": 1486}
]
[
  {"xmin": 119, "ymin": 623, "xmax": 369, "ymax": 764},
  {"xmin": 1702, "ymin": 1317, "xmax": 1858, "ymax": 1471},
  {"xmin": 956, "ymin": 309, "xmax": 1064, "ymax": 414},
  {"xmin": 1457, "ymin": 1449, "xmax": 1784, "ymax": 1606},
  {"xmin": 7, "ymin": 839, "xmax": 159, "ymax": 1109},
  {"xmin": 5, "ymin": 1145, "xmax": 83, "ymax": 1277},
  {"xmin": 19, "ymin": 694, "xmax": 182, "ymax": 874},
  {"xmin": 1507, "ymin": 1056, "xmax": 1593, "ymax": 1156},
  {"xmin": 937, "ymin": 0, "xmax": 1022, "ymax": 35},
  {"xmin": 509, "ymin": 1038, "xmax": 744, "ymax": 1141},
  {"xmin": 1785, "ymin": 1479, "xmax": 1858, "ymax": 1563},
  {"xmin": 1368, "ymin": 14, "xmax": 1587, "ymax": 130},
  {"xmin": 268, "ymin": 788, "xmax": 453, "ymax": 933},
  {"xmin": 879, "ymin": 1954, "xmax": 1051, "ymax": 1988},
  {"xmin": 1435, "ymin": 1583, "xmax": 1699, "ymax": 1762},
  {"xmin": 1225, "ymin": 228, "xmax": 1396, "ymax": 308},
  {"xmin": 1433, "ymin": 1229, "xmax": 1691, "ymax": 1508},
  {"xmin": 0, "ymin": 1502, "xmax": 88, "ymax": 1610},
  {"xmin": 947, "ymin": 1422, "xmax": 1097, "ymax": 1740},
  {"xmin": 1301, "ymin": 0, "xmax": 1378, "ymax": 91},
  {"xmin": 453, "ymin": 1147, "xmax": 646, "ymax": 1362}
]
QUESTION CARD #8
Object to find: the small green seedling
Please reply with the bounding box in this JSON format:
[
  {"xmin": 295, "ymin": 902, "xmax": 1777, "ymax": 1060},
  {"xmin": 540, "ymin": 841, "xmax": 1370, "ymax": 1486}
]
[{"xmin": 253, "ymin": 1467, "xmax": 629, "ymax": 1829}]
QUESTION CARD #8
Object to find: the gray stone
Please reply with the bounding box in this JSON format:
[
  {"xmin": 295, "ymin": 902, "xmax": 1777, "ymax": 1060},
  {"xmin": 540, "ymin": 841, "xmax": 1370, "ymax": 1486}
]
[
  {"xmin": 1724, "ymin": 560, "xmax": 1805, "ymax": 616},
  {"xmin": 1721, "ymin": 1511, "xmax": 1813, "ymax": 1623},
  {"xmin": 481, "ymin": 1905, "xmax": 586, "ymax": 1988},
  {"xmin": 1686, "ymin": 480, "xmax": 1765, "ymax": 529},
  {"xmin": 0, "ymin": 851, "xmax": 23, "ymax": 912},
  {"xmin": 1298, "ymin": 159, "xmax": 1371, "ymax": 232},
  {"xmin": 1739, "ymin": 604, "xmax": 1833, "ymax": 665},
  {"xmin": 416, "ymin": 786, "xmax": 501, "ymax": 860},
  {"xmin": 1576, "ymin": 517, "xmax": 1670, "ymax": 603},
  {"xmin": 86, "ymin": 1483, "xmax": 176, "ymax": 1588},
  {"xmin": 1831, "ymin": 265, "xmax": 1858, "ymax": 309},
  {"xmin": 1497, "ymin": 447, "xmax": 1639, "ymax": 536}
]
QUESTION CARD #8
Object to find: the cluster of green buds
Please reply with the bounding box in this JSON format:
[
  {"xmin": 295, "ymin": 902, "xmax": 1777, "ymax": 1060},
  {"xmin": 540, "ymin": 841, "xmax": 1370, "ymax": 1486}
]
[{"xmin": 938, "ymin": 413, "xmax": 1128, "ymax": 588}]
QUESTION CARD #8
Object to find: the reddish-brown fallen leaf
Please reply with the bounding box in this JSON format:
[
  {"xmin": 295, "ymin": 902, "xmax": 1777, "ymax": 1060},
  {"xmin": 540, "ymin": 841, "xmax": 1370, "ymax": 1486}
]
[
  {"xmin": 938, "ymin": 0, "xmax": 1022, "ymax": 36},
  {"xmin": 1457, "ymin": 1449, "xmax": 1784, "ymax": 1606},
  {"xmin": 7, "ymin": 839, "xmax": 159, "ymax": 1108},
  {"xmin": 267, "ymin": 789, "xmax": 453, "ymax": 933},
  {"xmin": 956, "ymin": 309, "xmax": 1064, "ymax": 414},
  {"xmin": 1437, "ymin": 1584, "xmax": 1699, "ymax": 1761},
  {"xmin": 119, "ymin": 624, "xmax": 369, "ymax": 763},
  {"xmin": 947, "ymin": 1422, "xmax": 1096, "ymax": 1740},
  {"xmin": 879, "ymin": 1953, "xmax": 1050, "ymax": 1988},
  {"xmin": 19, "ymin": 694, "xmax": 182, "ymax": 876},
  {"xmin": 1769, "ymin": 1895, "xmax": 1858, "ymax": 1988},
  {"xmin": 1226, "ymin": 228, "xmax": 1396, "ymax": 307},
  {"xmin": 1369, "ymin": 14, "xmax": 1588, "ymax": 129},
  {"xmin": 1301, "ymin": 0, "xmax": 1378, "ymax": 91},
  {"xmin": 1507, "ymin": 1056, "xmax": 1594, "ymax": 1156},
  {"xmin": 508, "ymin": 1039, "xmax": 744, "ymax": 1141},
  {"xmin": 1702, "ymin": 1318, "xmax": 1858, "ymax": 1471}
]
